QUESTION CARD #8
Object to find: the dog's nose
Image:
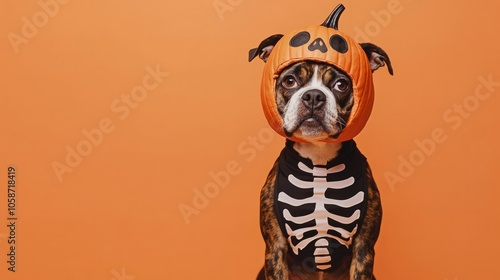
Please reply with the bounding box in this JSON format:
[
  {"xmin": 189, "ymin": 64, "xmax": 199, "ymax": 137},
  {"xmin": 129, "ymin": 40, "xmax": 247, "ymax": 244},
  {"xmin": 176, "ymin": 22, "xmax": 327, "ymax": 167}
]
[{"xmin": 302, "ymin": 90, "xmax": 326, "ymax": 109}]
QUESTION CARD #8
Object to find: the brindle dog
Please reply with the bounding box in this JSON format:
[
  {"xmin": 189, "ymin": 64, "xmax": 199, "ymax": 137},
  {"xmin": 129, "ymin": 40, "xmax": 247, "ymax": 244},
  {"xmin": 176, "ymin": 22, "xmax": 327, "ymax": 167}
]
[{"xmin": 250, "ymin": 36, "xmax": 392, "ymax": 280}]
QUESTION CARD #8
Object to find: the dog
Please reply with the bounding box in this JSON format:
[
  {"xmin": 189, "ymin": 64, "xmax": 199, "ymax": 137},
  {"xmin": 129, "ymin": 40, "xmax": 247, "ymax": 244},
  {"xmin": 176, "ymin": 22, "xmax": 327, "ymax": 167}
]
[{"xmin": 249, "ymin": 7, "xmax": 393, "ymax": 279}]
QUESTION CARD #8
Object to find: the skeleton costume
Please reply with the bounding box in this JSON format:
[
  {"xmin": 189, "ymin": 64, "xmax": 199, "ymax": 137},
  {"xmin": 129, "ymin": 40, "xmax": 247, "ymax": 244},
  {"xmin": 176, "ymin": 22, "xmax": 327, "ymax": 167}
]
[{"xmin": 275, "ymin": 139, "xmax": 368, "ymax": 271}]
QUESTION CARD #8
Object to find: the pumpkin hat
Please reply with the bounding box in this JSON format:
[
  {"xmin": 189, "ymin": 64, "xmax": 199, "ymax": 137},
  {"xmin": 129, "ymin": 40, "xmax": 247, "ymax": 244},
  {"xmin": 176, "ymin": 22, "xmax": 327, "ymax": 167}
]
[{"xmin": 261, "ymin": 4, "xmax": 375, "ymax": 143}]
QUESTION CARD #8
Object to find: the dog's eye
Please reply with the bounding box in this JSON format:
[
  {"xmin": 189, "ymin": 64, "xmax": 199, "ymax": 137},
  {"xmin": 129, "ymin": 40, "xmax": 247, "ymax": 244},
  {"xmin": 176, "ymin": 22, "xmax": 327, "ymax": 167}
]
[
  {"xmin": 333, "ymin": 79, "xmax": 349, "ymax": 92},
  {"xmin": 282, "ymin": 76, "xmax": 298, "ymax": 89}
]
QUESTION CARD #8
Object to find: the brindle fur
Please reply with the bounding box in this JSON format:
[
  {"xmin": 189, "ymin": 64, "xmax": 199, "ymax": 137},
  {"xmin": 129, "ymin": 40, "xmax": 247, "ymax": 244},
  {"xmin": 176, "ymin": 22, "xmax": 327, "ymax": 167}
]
[{"xmin": 257, "ymin": 158, "xmax": 382, "ymax": 280}]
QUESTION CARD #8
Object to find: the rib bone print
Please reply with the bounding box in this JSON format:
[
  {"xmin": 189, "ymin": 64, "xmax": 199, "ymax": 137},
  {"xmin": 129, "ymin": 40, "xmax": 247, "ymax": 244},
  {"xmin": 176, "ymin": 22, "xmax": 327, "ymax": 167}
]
[{"xmin": 278, "ymin": 161, "xmax": 365, "ymax": 270}]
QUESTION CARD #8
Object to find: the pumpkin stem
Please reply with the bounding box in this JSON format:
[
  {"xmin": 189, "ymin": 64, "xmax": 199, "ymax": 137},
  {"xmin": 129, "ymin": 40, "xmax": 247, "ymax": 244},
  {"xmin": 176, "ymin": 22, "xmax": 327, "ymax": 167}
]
[{"xmin": 321, "ymin": 3, "xmax": 345, "ymax": 30}]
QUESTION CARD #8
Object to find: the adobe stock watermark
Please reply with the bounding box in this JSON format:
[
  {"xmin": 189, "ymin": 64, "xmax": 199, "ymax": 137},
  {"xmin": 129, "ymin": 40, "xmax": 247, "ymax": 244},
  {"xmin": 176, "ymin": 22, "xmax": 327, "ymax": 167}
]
[
  {"xmin": 179, "ymin": 127, "xmax": 275, "ymax": 224},
  {"xmin": 213, "ymin": 0, "xmax": 243, "ymax": 21},
  {"xmin": 385, "ymin": 74, "xmax": 500, "ymax": 192},
  {"xmin": 51, "ymin": 65, "xmax": 169, "ymax": 183},
  {"xmin": 110, "ymin": 267, "xmax": 135, "ymax": 280},
  {"xmin": 352, "ymin": 0, "xmax": 404, "ymax": 42},
  {"xmin": 7, "ymin": 0, "xmax": 71, "ymax": 54}
]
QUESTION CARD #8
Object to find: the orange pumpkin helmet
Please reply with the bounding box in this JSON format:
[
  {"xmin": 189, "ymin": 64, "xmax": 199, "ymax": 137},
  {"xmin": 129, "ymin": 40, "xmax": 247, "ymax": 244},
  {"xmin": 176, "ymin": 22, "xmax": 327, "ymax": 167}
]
[{"xmin": 260, "ymin": 4, "xmax": 375, "ymax": 143}]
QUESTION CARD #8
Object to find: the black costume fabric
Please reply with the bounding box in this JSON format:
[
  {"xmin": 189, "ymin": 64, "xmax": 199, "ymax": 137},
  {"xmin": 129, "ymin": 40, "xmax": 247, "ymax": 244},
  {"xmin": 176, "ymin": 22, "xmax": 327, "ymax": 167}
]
[{"xmin": 274, "ymin": 140, "xmax": 368, "ymax": 271}]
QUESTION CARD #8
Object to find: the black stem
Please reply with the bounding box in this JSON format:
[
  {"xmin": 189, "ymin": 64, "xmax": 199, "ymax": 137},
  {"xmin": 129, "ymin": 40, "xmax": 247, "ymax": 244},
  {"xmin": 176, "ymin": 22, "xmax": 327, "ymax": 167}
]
[{"xmin": 321, "ymin": 3, "xmax": 346, "ymax": 30}]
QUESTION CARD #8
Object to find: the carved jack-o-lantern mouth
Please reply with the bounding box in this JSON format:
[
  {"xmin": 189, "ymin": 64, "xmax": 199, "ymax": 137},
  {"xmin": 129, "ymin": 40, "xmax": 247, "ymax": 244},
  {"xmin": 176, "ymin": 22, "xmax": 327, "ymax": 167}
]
[{"xmin": 260, "ymin": 4, "xmax": 375, "ymax": 143}]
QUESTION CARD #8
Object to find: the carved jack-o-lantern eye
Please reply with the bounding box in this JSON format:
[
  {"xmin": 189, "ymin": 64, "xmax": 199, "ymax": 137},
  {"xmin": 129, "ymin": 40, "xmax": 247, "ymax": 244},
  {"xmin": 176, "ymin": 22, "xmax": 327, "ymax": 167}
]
[
  {"xmin": 289, "ymin": 31, "xmax": 311, "ymax": 47},
  {"xmin": 329, "ymin": 34, "xmax": 348, "ymax": 53}
]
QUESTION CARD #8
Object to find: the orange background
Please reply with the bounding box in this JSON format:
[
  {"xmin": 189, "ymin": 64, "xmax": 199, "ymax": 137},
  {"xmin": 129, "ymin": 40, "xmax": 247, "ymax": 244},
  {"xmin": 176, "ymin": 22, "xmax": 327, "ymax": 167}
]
[{"xmin": 1, "ymin": 0, "xmax": 500, "ymax": 279}]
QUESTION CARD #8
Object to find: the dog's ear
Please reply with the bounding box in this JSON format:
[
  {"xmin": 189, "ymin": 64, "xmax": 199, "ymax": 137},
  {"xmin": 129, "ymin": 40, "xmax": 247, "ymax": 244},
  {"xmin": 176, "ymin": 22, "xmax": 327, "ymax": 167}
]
[
  {"xmin": 249, "ymin": 34, "xmax": 283, "ymax": 62},
  {"xmin": 360, "ymin": 43, "xmax": 394, "ymax": 75}
]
